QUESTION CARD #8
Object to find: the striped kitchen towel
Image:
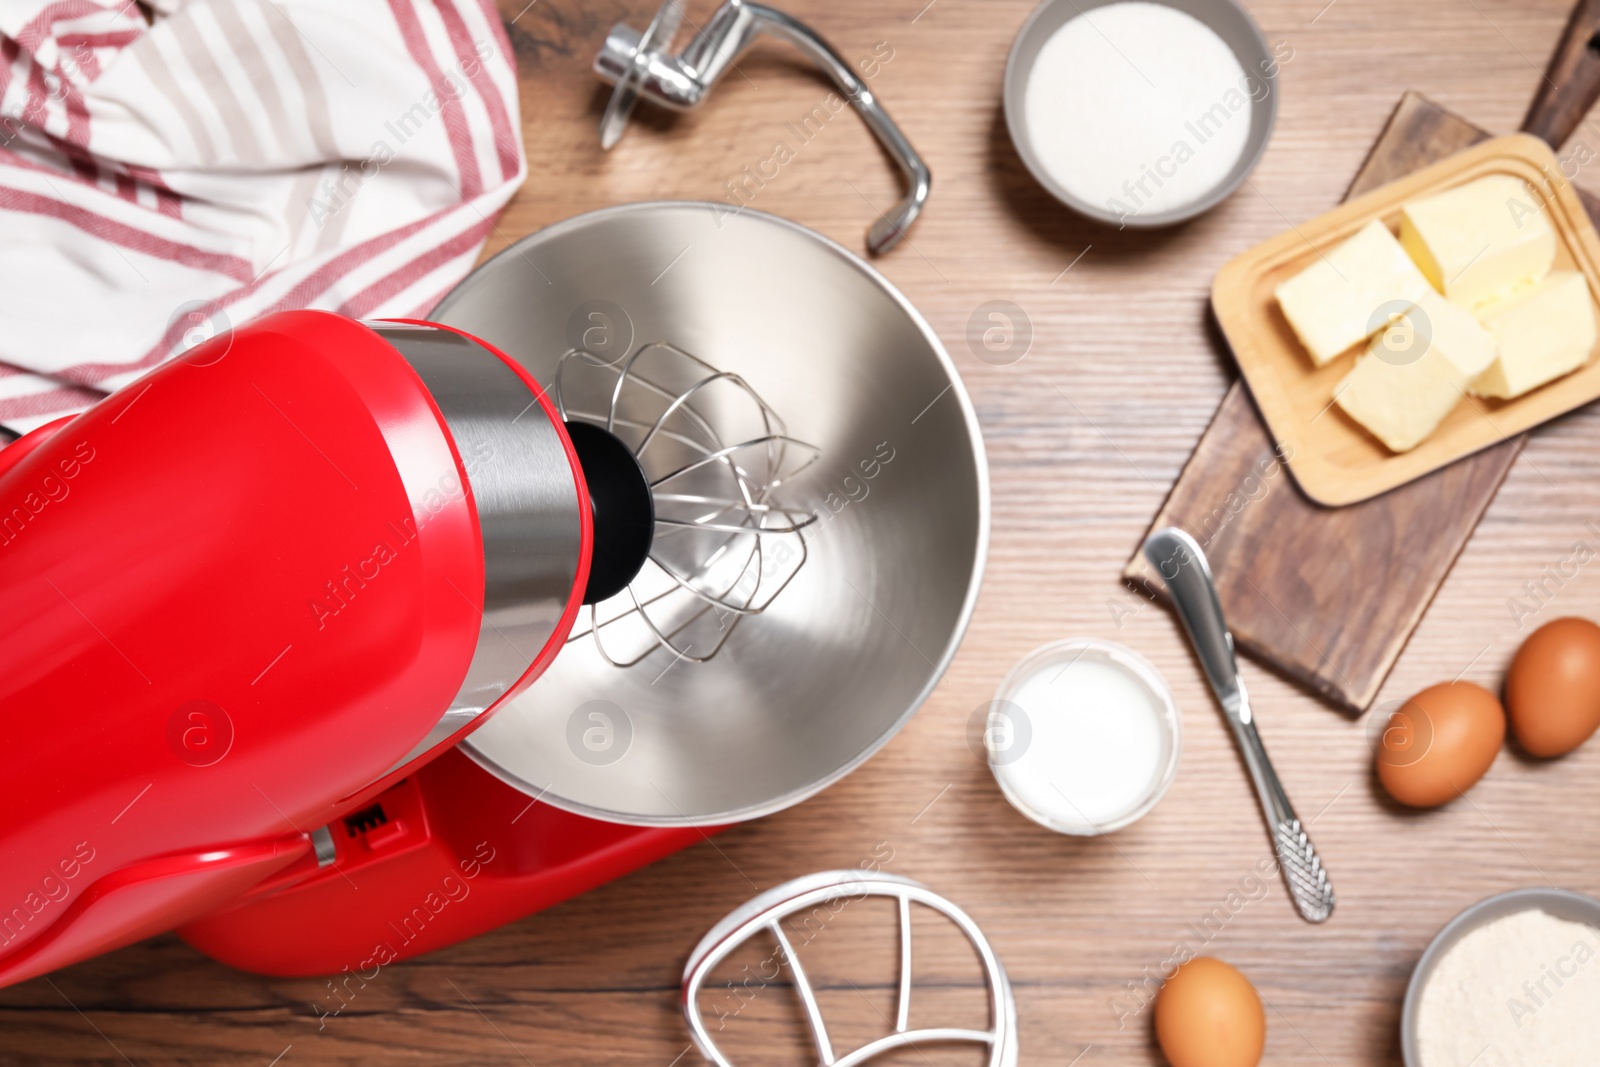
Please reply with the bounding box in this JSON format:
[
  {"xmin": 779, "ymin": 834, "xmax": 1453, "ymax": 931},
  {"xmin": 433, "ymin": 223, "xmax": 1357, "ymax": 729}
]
[{"xmin": 0, "ymin": 0, "xmax": 526, "ymax": 434}]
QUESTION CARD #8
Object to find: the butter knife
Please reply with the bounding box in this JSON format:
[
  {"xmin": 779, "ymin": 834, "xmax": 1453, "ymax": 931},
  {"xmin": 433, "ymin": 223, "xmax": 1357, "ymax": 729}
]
[{"xmin": 1142, "ymin": 526, "xmax": 1335, "ymax": 924}]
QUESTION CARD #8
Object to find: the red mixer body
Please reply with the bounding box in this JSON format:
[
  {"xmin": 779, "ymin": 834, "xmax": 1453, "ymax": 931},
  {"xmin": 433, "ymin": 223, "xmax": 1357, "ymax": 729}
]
[
  {"xmin": 174, "ymin": 747, "xmax": 705, "ymax": 979},
  {"xmin": 0, "ymin": 310, "xmax": 695, "ymax": 988}
]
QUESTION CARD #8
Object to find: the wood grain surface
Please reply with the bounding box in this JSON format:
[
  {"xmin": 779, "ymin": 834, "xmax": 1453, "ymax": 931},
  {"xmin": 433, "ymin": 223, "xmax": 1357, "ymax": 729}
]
[{"xmin": 8, "ymin": 1, "xmax": 1600, "ymax": 1065}]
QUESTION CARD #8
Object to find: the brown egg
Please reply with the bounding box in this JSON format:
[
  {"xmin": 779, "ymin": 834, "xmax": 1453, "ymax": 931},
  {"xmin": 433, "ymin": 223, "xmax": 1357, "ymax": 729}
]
[
  {"xmin": 1155, "ymin": 957, "xmax": 1266, "ymax": 1067},
  {"xmin": 1376, "ymin": 681, "xmax": 1504, "ymax": 808},
  {"xmin": 1507, "ymin": 617, "xmax": 1600, "ymax": 757}
]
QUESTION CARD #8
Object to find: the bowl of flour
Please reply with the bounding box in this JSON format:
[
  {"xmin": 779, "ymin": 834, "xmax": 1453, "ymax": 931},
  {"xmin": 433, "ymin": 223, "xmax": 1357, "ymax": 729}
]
[
  {"xmin": 1401, "ymin": 888, "xmax": 1600, "ymax": 1067},
  {"xmin": 1003, "ymin": 0, "xmax": 1281, "ymax": 227}
]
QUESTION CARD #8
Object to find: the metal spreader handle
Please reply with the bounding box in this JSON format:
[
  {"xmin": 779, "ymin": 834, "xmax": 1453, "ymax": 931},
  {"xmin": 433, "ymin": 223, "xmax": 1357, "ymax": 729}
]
[{"xmin": 1143, "ymin": 527, "xmax": 1336, "ymax": 925}]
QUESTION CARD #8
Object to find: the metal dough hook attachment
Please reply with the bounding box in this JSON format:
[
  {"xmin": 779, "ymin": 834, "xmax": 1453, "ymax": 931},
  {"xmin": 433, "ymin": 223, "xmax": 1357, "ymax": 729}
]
[{"xmin": 592, "ymin": 0, "xmax": 931, "ymax": 255}]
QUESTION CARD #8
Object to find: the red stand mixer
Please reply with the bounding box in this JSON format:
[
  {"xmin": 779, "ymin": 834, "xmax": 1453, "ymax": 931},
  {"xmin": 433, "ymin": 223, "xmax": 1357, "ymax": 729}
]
[{"xmin": 0, "ymin": 203, "xmax": 988, "ymax": 986}]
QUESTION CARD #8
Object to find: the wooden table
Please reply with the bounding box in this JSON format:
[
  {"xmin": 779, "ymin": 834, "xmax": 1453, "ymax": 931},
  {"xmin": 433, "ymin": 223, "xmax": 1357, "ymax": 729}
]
[{"xmin": 7, "ymin": 0, "xmax": 1600, "ymax": 1063}]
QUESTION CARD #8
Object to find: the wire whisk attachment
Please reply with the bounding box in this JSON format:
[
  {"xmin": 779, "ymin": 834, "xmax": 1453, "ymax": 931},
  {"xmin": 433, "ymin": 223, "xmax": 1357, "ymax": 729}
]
[{"xmin": 554, "ymin": 340, "xmax": 820, "ymax": 668}]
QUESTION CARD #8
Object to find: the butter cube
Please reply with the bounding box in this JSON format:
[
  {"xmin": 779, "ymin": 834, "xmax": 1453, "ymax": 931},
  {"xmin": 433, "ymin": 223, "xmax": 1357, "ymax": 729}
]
[
  {"xmin": 1335, "ymin": 351, "xmax": 1465, "ymax": 453},
  {"xmin": 1399, "ymin": 175, "xmax": 1555, "ymax": 310},
  {"xmin": 1471, "ymin": 270, "xmax": 1596, "ymax": 399},
  {"xmin": 1275, "ymin": 220, "xmax": 1434, "ymax": 366},
  {"xmin": 1334, "ymin": 290, "xmax": 1497, "ymax": 452},
  {"xmin": 1372, "ymin": 288, "xmax": 1499, "ymax": 377}
]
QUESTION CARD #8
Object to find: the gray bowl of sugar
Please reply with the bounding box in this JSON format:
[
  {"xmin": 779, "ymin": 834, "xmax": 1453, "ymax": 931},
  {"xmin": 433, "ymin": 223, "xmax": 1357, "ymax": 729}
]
[
  {"xmin": 1401, "ymin": 888, "xmax": 1600, "ymax": 1067},
  {"xmin": 1003, "ymin": 0, "xmax": 1280, "ymax": 228}
]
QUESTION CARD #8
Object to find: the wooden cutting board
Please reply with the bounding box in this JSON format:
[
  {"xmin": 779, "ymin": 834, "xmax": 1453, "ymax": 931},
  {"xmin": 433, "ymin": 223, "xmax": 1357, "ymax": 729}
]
[{"xmin": 1124, "ymin": 90, "xmax": 1600, "ymax": 714}]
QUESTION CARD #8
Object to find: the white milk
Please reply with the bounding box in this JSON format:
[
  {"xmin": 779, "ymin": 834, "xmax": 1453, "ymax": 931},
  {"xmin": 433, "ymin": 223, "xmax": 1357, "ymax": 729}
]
[{"xmin": 991, "ymin": 641, "xmax": 1179, "ymax": 835}]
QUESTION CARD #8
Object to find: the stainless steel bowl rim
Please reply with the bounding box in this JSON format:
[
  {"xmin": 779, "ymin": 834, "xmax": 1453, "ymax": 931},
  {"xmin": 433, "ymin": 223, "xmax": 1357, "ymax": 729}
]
[
  {"xmin": 434, "ymin": 200, "xmax": 991, "ymax": 826},
  {"xmin": 1399, "ymin": 886, "xmax": 1600, "ymax": 1066},
  {"xmin": 1001, "ymin": 0, "xmax": 1279, "ymax": 228}
]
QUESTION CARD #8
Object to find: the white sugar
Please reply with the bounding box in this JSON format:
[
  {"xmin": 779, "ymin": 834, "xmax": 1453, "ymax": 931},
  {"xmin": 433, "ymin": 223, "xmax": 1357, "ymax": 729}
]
[{"xmin": 1024, "ymin": 1, "xmax": 1255, "ymax": 221}]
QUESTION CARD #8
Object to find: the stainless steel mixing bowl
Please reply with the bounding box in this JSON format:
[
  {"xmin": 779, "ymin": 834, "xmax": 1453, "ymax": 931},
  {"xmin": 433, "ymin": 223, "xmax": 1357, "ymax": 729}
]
[{"xmin": 431, "ymin": 202, "xmax": 989, "ymax": 826}]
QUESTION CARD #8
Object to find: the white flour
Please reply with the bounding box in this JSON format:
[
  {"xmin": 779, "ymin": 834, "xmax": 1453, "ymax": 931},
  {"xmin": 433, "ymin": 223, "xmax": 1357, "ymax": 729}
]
[
  {"xmin": 1417, "ymin": 908, "xmax": 1600, "ymax": 1067},
  {"xmin": 1023, "ymin": 1, "xmax": 1253, "ymax": 220}
]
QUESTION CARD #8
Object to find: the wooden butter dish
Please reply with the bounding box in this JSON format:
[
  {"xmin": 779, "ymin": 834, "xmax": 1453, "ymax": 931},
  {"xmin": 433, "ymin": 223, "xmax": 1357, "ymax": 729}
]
[{"xmin": 1212, "ymin": 133, "xmax": 1600, "ymax": 505}]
